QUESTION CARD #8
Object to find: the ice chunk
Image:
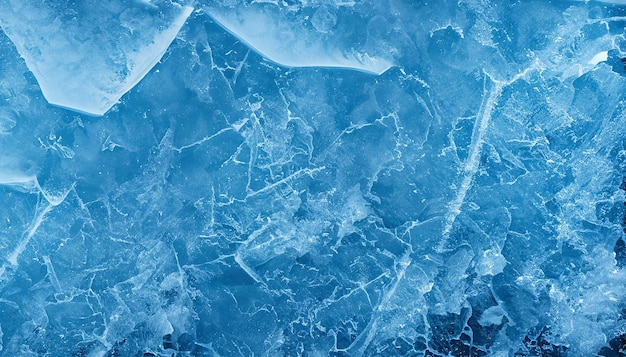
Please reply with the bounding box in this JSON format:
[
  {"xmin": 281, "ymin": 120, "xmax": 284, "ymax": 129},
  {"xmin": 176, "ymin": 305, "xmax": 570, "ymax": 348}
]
[
  {"xmin": 588, "ymin": 51, "xmax": 608, "ymax": 66},
  {"xmin": 203, "ymin": 4, "xmax": 393, "ymax": 75},
  {"xmin": 478, "ymin": 306, "xmax": 507, "ymax": 327},
  {"xmin": 0, "ymin": 0, "xmax": 193, "ymax": 116},
  {"xmin": 475, "ymin": 249, "xmax": 507, "ymax": 276}
]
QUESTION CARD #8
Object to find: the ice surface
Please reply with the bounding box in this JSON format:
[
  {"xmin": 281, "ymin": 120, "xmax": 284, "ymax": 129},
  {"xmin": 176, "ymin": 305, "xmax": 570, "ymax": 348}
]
[
  {"xmin": 203, "ymin": 2, "xmax": 394, "ymax": 74},
  {"xmin": 0, "ymin": 0, "xmax": 626, "ymax": 356},
  {"xmin": 0, "ymin": 0, "xmax": 193, "ymax": 116},
  {"xmin": 589, "ymin": 50, "xmax": 609, "ymax": 65}
]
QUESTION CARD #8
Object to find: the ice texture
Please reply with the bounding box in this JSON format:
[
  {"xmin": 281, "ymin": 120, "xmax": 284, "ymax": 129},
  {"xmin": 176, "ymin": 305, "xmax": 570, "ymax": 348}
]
[
  {"xmin": 0, "ymin": 0, "xmax": 193, "ymax": 116},
  {"xmin": 203, "ymin": 2, "xmax": 394, "ymax": 74},
  {"xmin": 1, "ymin": 1, "xmax": 626, "ymax": 356}
]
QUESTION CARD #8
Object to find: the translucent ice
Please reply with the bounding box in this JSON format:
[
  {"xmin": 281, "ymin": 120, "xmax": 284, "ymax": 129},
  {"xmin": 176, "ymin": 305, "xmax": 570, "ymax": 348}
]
[
  {"xmin": 1, "ymin": 0, "xmax": 626, "ymax": 356},
  {"xmin": 588, "ymin": 51, "xmax": 609, "ymax": 65},
  {"xmin": 0, "ymin": 0, "xmax": 193, "ymax": 116},
  {"xmin": 203, "ymin": 3, "xmax": 393, "ymax": 74}
]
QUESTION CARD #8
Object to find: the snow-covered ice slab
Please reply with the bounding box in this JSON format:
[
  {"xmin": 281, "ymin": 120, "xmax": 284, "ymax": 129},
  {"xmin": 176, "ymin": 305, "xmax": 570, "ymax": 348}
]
[
  {"xmin": 0, "ymin": 0, "xmax": 193, "ymax": 116},
  {"xmin": 203, "ymin": 3, "xmax": 393, "ymax": 75}
]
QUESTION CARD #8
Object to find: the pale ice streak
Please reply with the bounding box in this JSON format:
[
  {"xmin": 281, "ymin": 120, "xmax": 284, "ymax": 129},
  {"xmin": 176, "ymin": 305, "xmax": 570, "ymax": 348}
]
[
  {"xmin": 203, "ymin": 3, "xmax": 393, "ymax": 75},
  {"xmin": 440, "ymin": 63, "xmax": 538, "ymax": 251}
]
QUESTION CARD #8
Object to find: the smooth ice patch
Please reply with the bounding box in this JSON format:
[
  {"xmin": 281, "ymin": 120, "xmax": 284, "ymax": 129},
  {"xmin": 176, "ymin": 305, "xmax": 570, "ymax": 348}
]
[
  {"xmin": 203, "ymin": 4, "xmax": 393, "ymax": 75},
  {"xmin": 0, "ymin": 170, "xmax": 37, "ymax": 191},
  {"xmin": 478, "ymin": 306, "xmax": 507, "ymax": 326},
  {"xmin": 588, "ymin": 51, "xmax": 608, "ymax": 66},
  {"xmin": 0, "ymin": 0, "xmax": 193, "ymax": 116}
]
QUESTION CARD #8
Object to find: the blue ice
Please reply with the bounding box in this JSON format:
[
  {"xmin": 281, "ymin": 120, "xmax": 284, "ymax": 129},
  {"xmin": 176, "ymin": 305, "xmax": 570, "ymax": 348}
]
[{"xmin": 0, "ymin": 1, "xmax": 625, "ymax": 356}]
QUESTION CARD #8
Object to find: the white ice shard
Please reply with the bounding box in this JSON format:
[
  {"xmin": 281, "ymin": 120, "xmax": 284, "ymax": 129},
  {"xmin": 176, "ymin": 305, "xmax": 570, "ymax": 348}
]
[
  {"xmin": 0, "ymin": 0, "xmax": 193, "ymax": 116},
  {"xmin": 203, "ymin": 4, "xmax": 393, "ymax": 75},
  {"xmin": 588, "ymin": 51, "xmax": 608, "ymax": 66}
]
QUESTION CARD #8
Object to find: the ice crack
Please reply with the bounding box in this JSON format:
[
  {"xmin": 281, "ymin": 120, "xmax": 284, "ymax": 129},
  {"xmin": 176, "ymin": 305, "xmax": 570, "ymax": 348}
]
[{"xmin": 438, "ymin": 64, "xmax": 537, "ymax": 252}]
